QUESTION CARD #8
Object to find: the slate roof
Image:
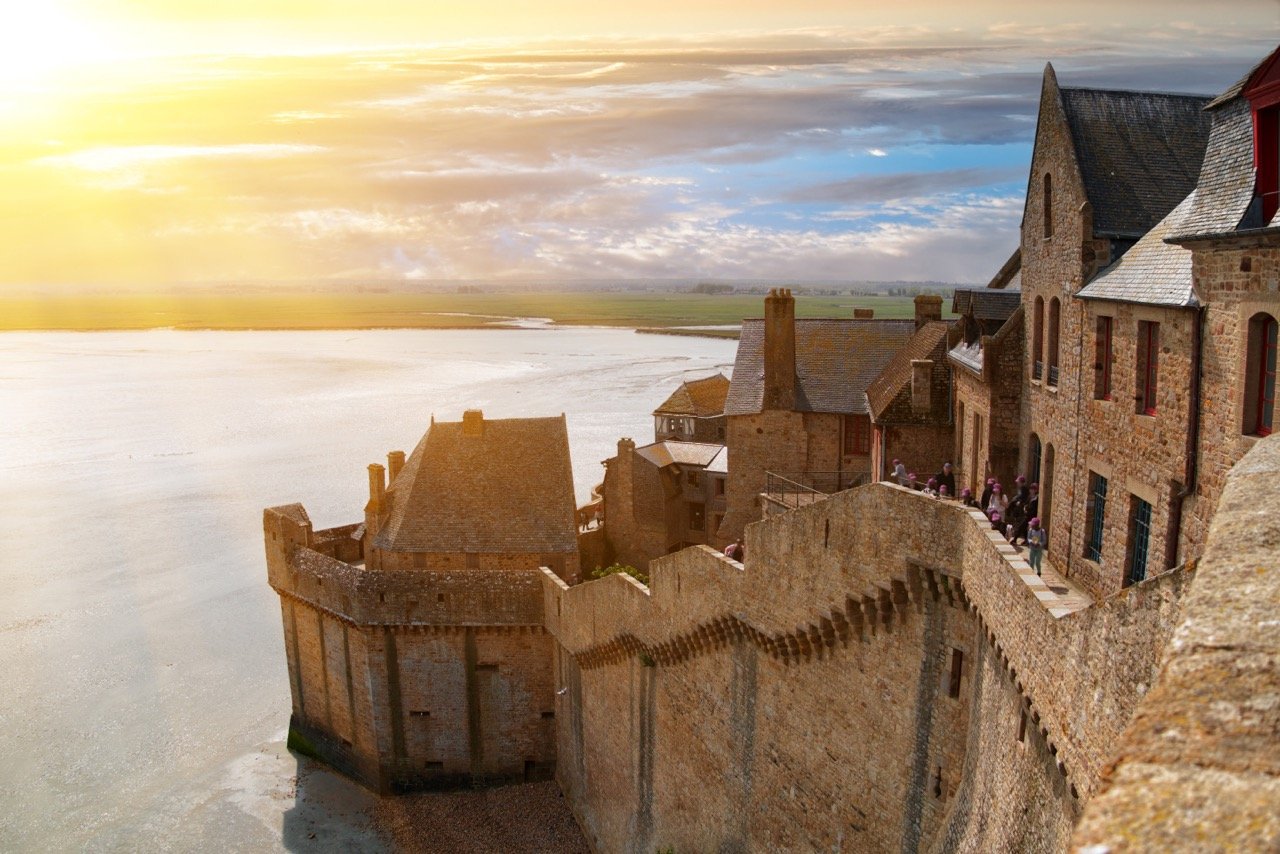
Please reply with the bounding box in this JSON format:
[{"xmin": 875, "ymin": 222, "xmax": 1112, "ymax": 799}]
[
  {"xmin": 865, "ymin": 322, "xmax": 952, "ymax": 419},
  {"xmin": 723, "ymin": 318, "xmax": 917, "ymax": 416},
  {"xmin": 952, "ymin": 289, "xmax": 1022, "ymax": 323},
  {"xmin": 635, "ymin": 440, "xmax": 724, "ymax": 469},
  {"xmin": 1167, "ymin": 98, "xmax": 1259, "ymax": 239},
  {"xmin": 1059, "ymin": 87, "xmax": 1212, "ymax": 238},
  {"xmin": 374, "ymin": 414, "xmax": 577, "ymax": 554},
  {"xmin": 705, "ymin": 446, "xmax": 729, "ymax": 474},
  {"xmin": 984, "ymin": 248, "xmax": 1021, "ymax": 290},
  {"xmin": 653, "ymin": 373, "xmax": 730, "ymax": 417},
  {"xmin": 1080, "ymin": 194, "xmax": 1197, "ymax": 307}
]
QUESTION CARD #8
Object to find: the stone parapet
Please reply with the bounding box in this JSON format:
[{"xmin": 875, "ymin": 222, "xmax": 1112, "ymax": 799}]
[
  {"xmin": 543, "ymin": 481, "xmax": 1194, "ymax": 851},
  {"xmin": 277, "ymin": 545, "xmax": 546, "ymax": 627},
  {"xmin": 1073, "ymin": 434, "xmax": 1280, "ymax": 852}
]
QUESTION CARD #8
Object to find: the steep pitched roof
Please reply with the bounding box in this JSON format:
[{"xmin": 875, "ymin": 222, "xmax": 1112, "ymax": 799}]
[
  {"xmin": 723, "ymin": 318, "xmax": 917, "ymax": 416},
  {"xmin": 1080, "ymin": 193, "xmax": 1197, "ymax": 307},
  {"xmin": 635, "ymin": 440, "xmax": 724, "ymax": 469},
  {"xmin": 1168, "ymin": 96, "xmax": 1259, "ymax": 239},
  {"xmin": 653, "ymin": 373, "xmax": 730, "ymax": 417},
  {"xmin": 1059, "ymin": 87, "xmax": 1212, "ymax": 238},
  {"xmin": 951, "ymin": 289, "xmax": 1022, "ymax": 323},
  {"xmin": 374, "ymin": 414, "xmax": 577, "ymax": 554},
  {"xmin": 866, "ymin": 321, "xmax": 952, "ymax": 420}
]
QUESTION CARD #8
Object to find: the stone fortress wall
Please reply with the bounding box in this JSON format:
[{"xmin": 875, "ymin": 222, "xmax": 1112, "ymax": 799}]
[
  {"xmin": 540, "ymin": 478, "xmax": 1194, "ymax": 853},
  {"xmin": 265, "ymin": 504, "xmax": 556, "ymax": 793}
]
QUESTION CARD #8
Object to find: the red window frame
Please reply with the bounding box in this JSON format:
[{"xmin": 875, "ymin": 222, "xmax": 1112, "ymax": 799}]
[
  {"xmin": 1095, "ymin": 315, "xmax": 1113, "ymax": 400},
  {"xmin": 1254, "ymin": 315, "xmax": 1277, "ymax": 436},
  {"xmin": 844, "ymin": 414, "xmax": 870, "ymax": 456},
  {"xmin": 1138, "ymin": 321, "xmax": 1159, "ymax": 415}
]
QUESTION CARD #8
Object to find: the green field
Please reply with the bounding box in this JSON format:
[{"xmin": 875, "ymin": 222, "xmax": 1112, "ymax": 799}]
[{"xmin": 0, "ymin": 291, "xmax": 951, "ymax": 333}]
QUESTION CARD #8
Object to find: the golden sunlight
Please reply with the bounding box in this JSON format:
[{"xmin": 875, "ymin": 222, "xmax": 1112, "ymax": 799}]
[{"xmin": 0, "ymin": 1, "xmax": 116, "ymax": 92}]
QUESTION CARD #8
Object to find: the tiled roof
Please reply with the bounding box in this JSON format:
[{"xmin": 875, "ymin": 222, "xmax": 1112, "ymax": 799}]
[
  {"xmin": 1059, "ymin": 87, "xmax": 1212, "ymax": 238},
  {"xmin": 952, "ymin": 289, "xmax": 1022, "ymax": 323},
  {"xmin": 723, "ymin": 318, "xmax": 917, "ymax": 416},
  {"xmin": 865, "ymin": 322, "xmax": 952, "ymax": 419},
  {"xmin": 635, "ymin": 440, "xmax": 724, "ymax": 469},
  {"xmin": 984, "ymin": 248, "xmax": 1021, "ymax": 290},
  {"xmin": 705, "ymin": 446, "xmax": 729, "ymax": 474},
  {"xmin": 653, "ymin": 373, "xmax": 730, "ymax": 417},
  {"xmin": 374, "ymin": 414, "xmax": 577, "ymax": 554},
  {"xmin": 1167, "ymin": 99, "xmax": 1258, "ymax": 239},
  {"xmin": 1079, "ymin": 194, "xmax": 1197, "ymax": 307}
]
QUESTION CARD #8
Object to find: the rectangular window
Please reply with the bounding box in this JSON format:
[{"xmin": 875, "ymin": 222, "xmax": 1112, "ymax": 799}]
[
  {"xmin": 947, "ymin": 648, "xmax": 964, "ymax": 698},
  {"xmin": 1136, "ymin": 321, "xmax": 1160, "ymax": 415},
  {"xmin": 1084, "ymin": 472, "xmax": 1107, "ymax": 563},
  {"xmin": 1125, "ymin": 497, "xmax": 1153, "ymax": 587},
  {"xmin": 1094, "ymin": 315, "xmax": 1113, "ymax": 400},
  {"xmin": 843, "ymin": 414, "xmax": 871, "ymax": 455},
  {"xmin": 688, "ymin": 502, "xmax": 705, "ymax": 532},
  {"xmin": 686, "ymin": 470, "xmax": 700, "ymax": 488},
  {"xmin": 713, "ymin": 477, "xmax": 726, "ymax": 497}
]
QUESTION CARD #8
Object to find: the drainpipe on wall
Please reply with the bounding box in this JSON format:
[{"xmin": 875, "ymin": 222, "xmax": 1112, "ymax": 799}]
[{"xmin": 1165, "ymin": 305, "xmax": 1204, "ymax": 572}]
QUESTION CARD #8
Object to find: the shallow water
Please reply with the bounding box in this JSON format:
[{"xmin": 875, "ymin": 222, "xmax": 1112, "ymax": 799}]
[{"xmin": 0, "ymin": 328, "xmax": 735, "ymax": 851}]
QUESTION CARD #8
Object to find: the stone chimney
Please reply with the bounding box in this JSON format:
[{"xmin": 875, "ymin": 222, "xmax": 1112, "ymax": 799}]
[
  {"xmin": 914, "ymin": 294, "xmax": 943, "ymax": 329},
  {"xmin": 387, "ymin": 450, "xmax": 405, "ymax": 483},
  {"xmin": 462, "ymin": 409, "xmax": 485, "ymax": 437},
  {"xmin": 763, "ymin": 288, "xmax": 796, "ymax": 411},
  {"xmin": 853, "ymin": 308, "xmax": 875, "ymax": 319},
  {"xmin": 911, "ymin": 360, "xmax": 934, "ymax": 413},
  {"xmin": 366, "ymin": 463, "xmax": 386, "ymax": 512}
]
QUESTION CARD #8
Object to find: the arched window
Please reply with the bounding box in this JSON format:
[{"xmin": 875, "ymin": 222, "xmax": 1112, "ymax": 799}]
[
  {"xmin": 1032, "ymin": 296, "xmax": 1045, "ymax": 380},
  {"xmin": 1047, "ymin": 298, "xmax": 1061, "ymax": 387},
  {"xmin": 1028, "ymin": 433, "xmax": 1042, "ymax": 487},
  {"xmin": 1043, "ymin": 173, "xmax": 1053, "ymax": 238},
  {"xmin": 1245, "ymin": 312, "xmax": 1278, "ymax": 436}
]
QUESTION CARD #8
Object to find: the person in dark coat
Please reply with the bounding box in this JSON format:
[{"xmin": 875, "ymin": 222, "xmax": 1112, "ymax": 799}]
[
  {"xmin": 980, "ymin": 478, "xmax": 995, "ymax": 514},
  {"xmin": 933, "ymin": 462, "xmax": 956, "ymax": 498},
  {"xmin": 1007, "ymin": 477, "xmax": 1031, "ymax": 544}
]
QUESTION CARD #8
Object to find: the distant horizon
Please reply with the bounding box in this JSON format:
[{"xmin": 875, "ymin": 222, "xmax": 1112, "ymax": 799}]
[{"xmin": 2, "ymin": 2, "xmax": 1275, "ymax": 288}]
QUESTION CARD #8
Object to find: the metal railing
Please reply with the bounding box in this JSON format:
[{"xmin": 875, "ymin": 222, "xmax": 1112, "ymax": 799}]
[
  {"xmin": 764, "ymin": 470, "xmax": 869, "ymax": 507},
  {"xmin": 1048, "ymin": 365, "xmax": 1059, "ymax": 387},
  {"xmin": 1033, "ymin": 360, "xmax": 1043, "ymax": 381}
]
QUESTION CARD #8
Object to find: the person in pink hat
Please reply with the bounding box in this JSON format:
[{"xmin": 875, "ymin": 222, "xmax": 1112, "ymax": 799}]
[{"xmin": 1027, "ymin": 517, "xmax": 1046, "ymax": 576}]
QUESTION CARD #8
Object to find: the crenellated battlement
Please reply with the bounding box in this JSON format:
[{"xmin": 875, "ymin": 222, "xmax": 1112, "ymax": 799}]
[{"xmin": 541, "ymin": 481, "xmax": 1195, "ymax": 851}]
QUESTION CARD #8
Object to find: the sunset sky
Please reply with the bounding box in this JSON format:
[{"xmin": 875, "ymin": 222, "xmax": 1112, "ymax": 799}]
[{"xmin": 1, "ymin": 2, "xmax": 1277, "ymax": 286}]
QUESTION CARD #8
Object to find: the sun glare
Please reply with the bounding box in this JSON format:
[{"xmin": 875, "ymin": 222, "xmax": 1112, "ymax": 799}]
[{"xmin": 0, "ymin": 1, "xmax": 115, "ymax": 92}]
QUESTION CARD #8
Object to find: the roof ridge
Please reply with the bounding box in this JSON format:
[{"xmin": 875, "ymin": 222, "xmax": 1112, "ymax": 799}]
[{"xmin": 1059, "ymin": 86, "xmax": 1212, "ymax": 101}]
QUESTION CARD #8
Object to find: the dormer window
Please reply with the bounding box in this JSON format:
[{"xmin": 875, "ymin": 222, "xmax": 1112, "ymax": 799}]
[
  {"xmin": 1245, "ymin": 50, "xmax": 1280, "ymax": 224},
  {"xmin": 1256, "ymin": 105, "xmax": 1279, "ymax": 224}
]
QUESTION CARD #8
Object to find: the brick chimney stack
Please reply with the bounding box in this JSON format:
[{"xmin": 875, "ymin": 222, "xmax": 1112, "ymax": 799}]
[
  {"xmin": 914, "ymin": 294, "xmax": 943, "ymax": 329},
  {"xmin": 366, "ymin": 463, "xmax": 386, "ymax": 512},
  {"xmin": 462, "ymin": 409, "xmax": 485, "ymax": 437},
  {"xmin": 763, "ymin": 288, "xmax": 796, "ymax": 411},
  {"xmin": 387, "ymin": 450, "xmax": 405, "ymax": 483}
]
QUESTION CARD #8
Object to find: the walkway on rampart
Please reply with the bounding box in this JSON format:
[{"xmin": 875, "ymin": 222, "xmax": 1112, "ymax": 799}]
[{"xmin": 940, "ymin": 496, "xmax": 1093, "ymax": 617}]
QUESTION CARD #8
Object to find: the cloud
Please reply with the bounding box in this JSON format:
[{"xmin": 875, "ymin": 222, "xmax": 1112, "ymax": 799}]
[{"xmin": 0, "ymin": 22, "xmax": 1273, "ymax": 285}]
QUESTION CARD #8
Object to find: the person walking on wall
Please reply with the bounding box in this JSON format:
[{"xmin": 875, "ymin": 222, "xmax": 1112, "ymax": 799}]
[
  {"xmin": 934, "ymin": 462, "xmax": 956, "ymax": 498},
  {"xmin": 893, "ymin": 458, "xmax": 909, "ymax": 486},
  {"xmin": 1027, "ymin": 517, "xmax": 1046, "ymax": 576}
]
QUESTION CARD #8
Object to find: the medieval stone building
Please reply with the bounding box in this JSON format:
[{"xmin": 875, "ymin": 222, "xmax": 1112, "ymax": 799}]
[
  {"xmin": 718, "ymin": 288, "xmax": 925, "ymax": 541},
  {"xmin": 265, "ymin": 410, "xmax": 574, "ymax": 791},
  {"xmin": 652, "ymin": 372, "xmax": 730, "ymax": 443},
  {"xmin": 597, "ymin": 437, "xmax": 727, "ymax": 570},
  {"xmin": 267, "ymin": 47, "xmax": 1280, "ymax": 851}
]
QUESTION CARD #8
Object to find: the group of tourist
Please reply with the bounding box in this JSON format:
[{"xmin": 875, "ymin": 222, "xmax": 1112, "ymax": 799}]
[{"xmin": 891, "ymin": 459, "xmax": 1046, "ymax": 576}]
